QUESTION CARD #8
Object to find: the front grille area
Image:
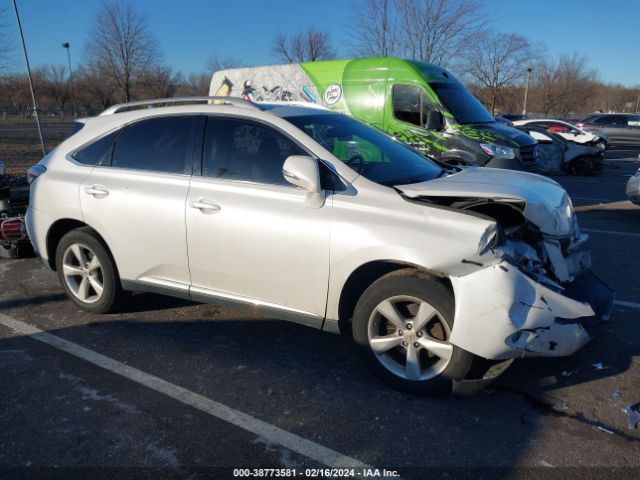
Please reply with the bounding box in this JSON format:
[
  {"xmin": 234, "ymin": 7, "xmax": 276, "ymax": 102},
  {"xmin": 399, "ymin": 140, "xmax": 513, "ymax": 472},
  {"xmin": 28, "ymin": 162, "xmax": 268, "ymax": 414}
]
[{"xmin": 518, "ymin": 144, "xmax": 538, "ymax": 172}]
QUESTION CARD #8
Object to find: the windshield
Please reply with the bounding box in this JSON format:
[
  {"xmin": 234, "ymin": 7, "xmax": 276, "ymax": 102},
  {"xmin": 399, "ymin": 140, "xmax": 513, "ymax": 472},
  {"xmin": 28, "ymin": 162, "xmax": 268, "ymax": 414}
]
[
  {"xmin": 284, "ymin": 114, "xmax": 443, "ymax": 186},
  {"xmin": 430, "ymin": 81, "xmax": 495, "ymax": 125}
]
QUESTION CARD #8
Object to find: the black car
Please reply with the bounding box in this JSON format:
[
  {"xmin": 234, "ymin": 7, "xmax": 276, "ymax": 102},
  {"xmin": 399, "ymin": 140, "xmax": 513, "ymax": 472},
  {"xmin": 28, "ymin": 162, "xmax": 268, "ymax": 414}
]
[{"xmin": 577, "ymin": 113, "xmax": 640, "ymax": 146}]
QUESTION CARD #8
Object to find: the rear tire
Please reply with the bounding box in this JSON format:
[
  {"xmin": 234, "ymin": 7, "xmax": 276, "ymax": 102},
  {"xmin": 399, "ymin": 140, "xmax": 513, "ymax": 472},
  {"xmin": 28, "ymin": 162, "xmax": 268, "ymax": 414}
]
[
  {"xmin": 55, "ymin": 227, "xmax": 126, "ymax": 313},
  {"xmin": 352, "ymin": 269, "xmax": 475, "ymax": 394}
]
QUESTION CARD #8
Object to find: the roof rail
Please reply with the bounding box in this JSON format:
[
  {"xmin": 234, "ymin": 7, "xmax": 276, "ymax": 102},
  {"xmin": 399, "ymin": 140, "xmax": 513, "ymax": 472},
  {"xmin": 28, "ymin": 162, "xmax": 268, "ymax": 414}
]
[{"xmin": 99, "ymin": 96, "xmax": 259, "ymax": 116}]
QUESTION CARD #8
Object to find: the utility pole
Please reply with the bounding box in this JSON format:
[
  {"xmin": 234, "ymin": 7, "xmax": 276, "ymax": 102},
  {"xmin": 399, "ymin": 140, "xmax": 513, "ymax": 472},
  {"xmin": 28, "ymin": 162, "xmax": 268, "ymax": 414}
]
[
  {"xmin": 522, "ymin": 64, "xmax": 532, "ymax": 116},
  {"xmin": 12, "ymin": 0, "xmax": 46, "ymax": 156},
  {"xmin": 61, "ymin": 42, "xmax": 77, "ymax": 117}
]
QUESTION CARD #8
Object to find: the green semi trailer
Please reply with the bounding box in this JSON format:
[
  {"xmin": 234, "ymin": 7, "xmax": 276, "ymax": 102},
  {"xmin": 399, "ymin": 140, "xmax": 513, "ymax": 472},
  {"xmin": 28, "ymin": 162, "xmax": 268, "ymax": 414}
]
[{"xmin": 210, "ymin": 57, "xmax": 538, "ymax": 170}]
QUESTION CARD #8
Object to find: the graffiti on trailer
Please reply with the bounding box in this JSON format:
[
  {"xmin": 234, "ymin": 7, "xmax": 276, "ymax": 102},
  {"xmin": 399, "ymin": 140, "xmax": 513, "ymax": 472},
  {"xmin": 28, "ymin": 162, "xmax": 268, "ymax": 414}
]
[{"xmin": 213, "ymin": 77, "xmax": 295, "ymax": 102}]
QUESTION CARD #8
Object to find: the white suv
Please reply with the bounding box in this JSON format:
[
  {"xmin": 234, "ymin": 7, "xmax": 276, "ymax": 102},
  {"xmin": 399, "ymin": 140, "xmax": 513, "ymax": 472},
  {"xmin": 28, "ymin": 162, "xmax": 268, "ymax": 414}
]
[{"xmin": 26, "ymin": 98, "xmax": 614, "ymax": 394}]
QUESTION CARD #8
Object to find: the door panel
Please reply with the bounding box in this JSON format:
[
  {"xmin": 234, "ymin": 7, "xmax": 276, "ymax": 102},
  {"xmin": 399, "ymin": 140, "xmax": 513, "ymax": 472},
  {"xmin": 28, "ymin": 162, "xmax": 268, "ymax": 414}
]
[
  {"xmin": 81, "ymin": 168, "xmax": 191, "ymax": 288},
  {"xmin": 186, "ymin": 178, "xmax": 331, "ymax": 319},
  {"xmin": 186, "ymin": 115, "xmax": 331, "ymax": 319},
  {"xmin": 79, "ymin": 115, "xmax": 200, "ymax": 290}
]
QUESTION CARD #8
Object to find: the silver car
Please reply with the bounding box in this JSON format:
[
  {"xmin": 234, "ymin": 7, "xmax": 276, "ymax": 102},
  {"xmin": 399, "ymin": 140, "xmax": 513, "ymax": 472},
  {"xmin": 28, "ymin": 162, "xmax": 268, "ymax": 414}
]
[
  {"xmin": 26, "ymin": 97, "xmax": 614, "ymax": 394},
  {"xmin": 578, "ymin": 114, "xmax": 640, "ymax": 146}
]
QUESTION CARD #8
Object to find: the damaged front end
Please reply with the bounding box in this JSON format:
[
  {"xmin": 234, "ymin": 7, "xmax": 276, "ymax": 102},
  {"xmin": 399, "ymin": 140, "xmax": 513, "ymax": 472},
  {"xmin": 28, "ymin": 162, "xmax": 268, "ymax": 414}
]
[
  {"xmin": 398, "ymin": 170, "xmax": 615, "ymax": 361},
  {"xmin": 449, "ymin": 198, "xmax": 615, "ymax": 360}
]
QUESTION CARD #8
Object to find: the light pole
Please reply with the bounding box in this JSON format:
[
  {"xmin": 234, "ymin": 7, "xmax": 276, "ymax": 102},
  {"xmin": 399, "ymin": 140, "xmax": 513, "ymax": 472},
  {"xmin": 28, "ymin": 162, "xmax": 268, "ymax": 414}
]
[
  {"xmin": 522, "ymin": 64, "xmax": 533, "ymax": 116},
  {"xmin": 61, "ymin": 42, "xmax": 77, "ymax": 117},
  {"xmin": 12, "ymin": 0, "xmax": 45, "ymax": 156}
]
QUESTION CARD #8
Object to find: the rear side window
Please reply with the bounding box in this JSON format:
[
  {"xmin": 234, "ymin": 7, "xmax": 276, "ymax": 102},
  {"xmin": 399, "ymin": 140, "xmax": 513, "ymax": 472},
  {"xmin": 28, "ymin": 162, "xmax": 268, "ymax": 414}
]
[
  {"xmin": 202, "ymin": 117, "xmax": 305, "ymax": 186},
  {"xmin": 72, "ymin": 130, "xmax": 120, "ymax": 166},
  {"xmin": 594, "ymin": 115, "xmax": 626, "ymax": 126},
  {"xmin": 111, "ymin": 116, "xmax": 200, "ymax": 174}
]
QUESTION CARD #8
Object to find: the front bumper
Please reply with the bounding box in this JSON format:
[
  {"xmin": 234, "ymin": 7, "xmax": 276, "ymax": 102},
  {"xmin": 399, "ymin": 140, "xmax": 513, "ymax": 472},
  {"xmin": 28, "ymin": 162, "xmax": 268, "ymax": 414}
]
[{"xmin": 449, "ymin": 261, "xmax": 615, "ymax": 360}]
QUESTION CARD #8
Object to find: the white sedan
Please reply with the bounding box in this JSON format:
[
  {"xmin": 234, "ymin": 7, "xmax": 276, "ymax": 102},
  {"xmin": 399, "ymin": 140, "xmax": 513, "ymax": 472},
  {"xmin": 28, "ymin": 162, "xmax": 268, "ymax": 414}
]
[{"xmin": 514, "ymin": 119, "xmax": 608, "ymax": 151}]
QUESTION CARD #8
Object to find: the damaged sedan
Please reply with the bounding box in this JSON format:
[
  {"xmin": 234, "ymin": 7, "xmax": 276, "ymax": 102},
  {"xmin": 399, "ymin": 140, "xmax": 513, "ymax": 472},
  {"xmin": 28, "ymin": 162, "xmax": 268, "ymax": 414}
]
[
  {"xmin": 26, "ymin": 99, "xmax": 614, "ymax": 395},
  {"xmin": 514, "ymin": 124, "xmax": 604, "ymax": 176}
]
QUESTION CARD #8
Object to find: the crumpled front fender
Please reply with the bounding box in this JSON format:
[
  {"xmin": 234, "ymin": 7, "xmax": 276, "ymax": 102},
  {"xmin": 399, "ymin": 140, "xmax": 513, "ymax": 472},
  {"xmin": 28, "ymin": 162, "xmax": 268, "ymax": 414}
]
[{"xmin": 449, "ymin": 261, "xmax": 599, "ymax": 360}]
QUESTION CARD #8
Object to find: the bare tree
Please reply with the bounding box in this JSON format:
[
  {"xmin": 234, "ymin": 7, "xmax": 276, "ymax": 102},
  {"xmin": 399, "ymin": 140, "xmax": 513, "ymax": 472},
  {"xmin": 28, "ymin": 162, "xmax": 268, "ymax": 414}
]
[
  {"xmin": 532, "ymin": 53, "xmax": 597, "ymax": 116},
  {"xmin": 136, "ymin": 65, "xmax": 181, "ymax": 99},
  {"xmin": 396, "ymin": 0, "xmax": 486, "ymax": 66},
  {"xmin": 76, "ymin": 65, "xmax": 118, "ymax": 112},
  {"xmin": 0, "ymin": 7, "xmax": 16, "ymax": 73},
  {"xmin": 271, "ymin": 27, "xmax": 336, "ymax": 63},
  {"xmin": 349, "ymin": 0, "xmax": 400, "ymax": 57},
  {"xmin": 36, "ymin": 65, "xmax": 71, "ymax": 112},
  {"xmin": 461, "ymin": 31, "xmax": 534, "ymax": 114},
  {"xmin": 86, "ymin": 0, "xmax": 161, "ymax": 102},
  {"xmin": 177, "ymin": 72, "xmax": 211, "ymax": 96},
  {"xmin": 206, "ymin": 55, "xmax": 244, "ymax": 74}
]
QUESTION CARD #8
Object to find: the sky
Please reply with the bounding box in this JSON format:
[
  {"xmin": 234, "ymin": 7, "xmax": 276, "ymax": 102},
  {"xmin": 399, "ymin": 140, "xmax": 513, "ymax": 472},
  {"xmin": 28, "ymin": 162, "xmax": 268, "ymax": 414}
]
[{"xmin": 2, "ymin": 0, "xmax": 639, "ymax": 87}]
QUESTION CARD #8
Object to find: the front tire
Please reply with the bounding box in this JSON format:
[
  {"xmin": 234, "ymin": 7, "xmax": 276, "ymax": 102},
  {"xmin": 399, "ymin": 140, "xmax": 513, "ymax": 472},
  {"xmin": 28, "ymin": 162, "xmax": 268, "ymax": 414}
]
[
  {"xmin": 55, "ymin": 228, "xmax": 126, "ymax": 313},
  {"xmin": 352, "ymin": 269, "xmax": 475, "ymax": 394}
]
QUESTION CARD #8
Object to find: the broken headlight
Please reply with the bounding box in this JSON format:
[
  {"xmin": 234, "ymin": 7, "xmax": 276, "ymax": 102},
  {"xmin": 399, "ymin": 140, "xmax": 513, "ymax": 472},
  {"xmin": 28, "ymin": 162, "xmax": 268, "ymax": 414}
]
[{"xmin": 480, "ymin": 143, "xmax": 515, "ymax": 160}]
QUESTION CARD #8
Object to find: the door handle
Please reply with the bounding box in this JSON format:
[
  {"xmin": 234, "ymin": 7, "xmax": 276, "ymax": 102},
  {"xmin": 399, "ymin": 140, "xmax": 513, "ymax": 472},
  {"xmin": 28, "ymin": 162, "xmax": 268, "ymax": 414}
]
[
  {"xmin": 85, "ymin": 185, "xmax": 109, "ymax": 197},
  {"xmin": 189, "ymin": 199, "xmax": 221, "ymax": 212}
]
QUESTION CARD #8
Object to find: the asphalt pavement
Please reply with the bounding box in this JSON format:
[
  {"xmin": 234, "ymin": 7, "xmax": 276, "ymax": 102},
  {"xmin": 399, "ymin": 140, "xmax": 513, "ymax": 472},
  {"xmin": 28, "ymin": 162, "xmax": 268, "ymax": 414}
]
[{"xmin": 1, "ymin": 151, "xmax": 639, "ymax": 480}]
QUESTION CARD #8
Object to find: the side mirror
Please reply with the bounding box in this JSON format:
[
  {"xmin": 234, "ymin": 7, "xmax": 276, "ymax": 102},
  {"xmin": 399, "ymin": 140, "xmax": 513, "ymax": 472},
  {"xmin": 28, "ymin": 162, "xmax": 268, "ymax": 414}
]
[
  {"xmin": 425, "ymin": 110, "xmax": 445, "ymax": 131},
  {"xmin": 282, "ymin": 155, "xmax": 321, "ymax": 193}
]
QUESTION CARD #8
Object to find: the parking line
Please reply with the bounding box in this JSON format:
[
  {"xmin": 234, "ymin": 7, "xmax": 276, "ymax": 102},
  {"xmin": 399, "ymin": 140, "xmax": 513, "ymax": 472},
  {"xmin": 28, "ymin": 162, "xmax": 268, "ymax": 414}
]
[
  {"xmin": 0, "ymin": 314, "xmax": 370, "ymax": 470},
  {"xmin": 614, "ymin": 300, "xmax": 640, "ymax": 310},
  {"xmin": 582, "ymin": 228, "xmax": 640, "ymax": 238}
]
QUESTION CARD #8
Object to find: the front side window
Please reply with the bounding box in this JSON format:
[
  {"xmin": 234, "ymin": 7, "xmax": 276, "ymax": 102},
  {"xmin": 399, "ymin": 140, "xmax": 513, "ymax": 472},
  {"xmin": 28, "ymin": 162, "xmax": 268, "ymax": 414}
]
[
  {"xmin": 110, "ymin": 116, "xmax": 200, "ymax": 174},
  {"xmin": 72, "ymin": 130, "xmax": 120, "ymax": 166},
  {"xmin": 202, "ymin": 117, "xmax": 305, "ymax": 186},
  {"xmin": 284, "ymin": 113, "xmax": 443, "ymax": 187},
  {"xmin": 392, "ymin": 85, "xmax": 434, "ymax": 128}
]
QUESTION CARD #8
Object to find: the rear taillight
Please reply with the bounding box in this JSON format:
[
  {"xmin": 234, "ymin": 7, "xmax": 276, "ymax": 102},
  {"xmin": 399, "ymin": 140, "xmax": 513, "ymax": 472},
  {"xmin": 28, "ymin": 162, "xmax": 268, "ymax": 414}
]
[
  {"xmin": 0, "ymin": 218, "xmax": 26, "ymax": 241},
  {"xmin": 26, "ymin": 164, "xmax": 46, "ymax": 184}
]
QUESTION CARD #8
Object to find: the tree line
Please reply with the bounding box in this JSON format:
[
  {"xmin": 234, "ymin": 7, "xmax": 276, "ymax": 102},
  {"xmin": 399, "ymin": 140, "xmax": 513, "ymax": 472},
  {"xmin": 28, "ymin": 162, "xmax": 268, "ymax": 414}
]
[{"xmin": 1, "ymin": 0, "xmax": 638, "ymax": 118}]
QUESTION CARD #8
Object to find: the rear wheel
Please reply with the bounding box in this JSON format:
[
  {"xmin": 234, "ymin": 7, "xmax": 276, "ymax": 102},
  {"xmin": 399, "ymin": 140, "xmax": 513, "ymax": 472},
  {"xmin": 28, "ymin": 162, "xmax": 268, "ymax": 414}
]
[
  {"xmin": 55, "ymin": 228, "xmax": 126, "ymax": 313},
  {"xmin": 352, "ymin": 269, "xmax": 475, "ymax": 394}
]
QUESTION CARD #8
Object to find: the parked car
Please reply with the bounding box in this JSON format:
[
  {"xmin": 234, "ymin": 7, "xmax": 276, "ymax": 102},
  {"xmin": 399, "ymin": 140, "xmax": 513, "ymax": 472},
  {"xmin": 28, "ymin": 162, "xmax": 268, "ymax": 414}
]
[
  {"xmin": 26, "ymin": 97, "xmax": 614, "ymax": 394},
  {"xmin": 494, "ymin": 116, "xmax": 514, "ymax": 126},
  {"xmin": 210, "ymin": 58, "xmax": 539, "ymax": 171},
  {"xmin": 627, "ymin": 166, "xmax": 640, "ymax": 205},
  {"xmin": 501, "ymin": 114, "xmax": 529, "ymax": 122},
  {"xmin": 0, "ymin": 160, "xmax": 32, "ymax": 259},
  {"xmin": 514, "ymin": 119, "xmax": 608, "ymax": 152},
  {"xmin": 577, "ymin": 113, "xmax": 640, "ymax": 146},
  {"xmin": 515, "ymin": 125, "xmax": 603, "ymax": 175}
]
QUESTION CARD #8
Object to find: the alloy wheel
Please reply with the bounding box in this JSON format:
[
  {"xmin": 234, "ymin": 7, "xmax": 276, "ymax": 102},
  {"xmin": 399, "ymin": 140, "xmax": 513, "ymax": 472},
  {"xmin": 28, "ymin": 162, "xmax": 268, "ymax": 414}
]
[
  {"xmin": 367, "ymin": 295, "xmax": 453, "ymax": 381},
  {"xmin": 62, "ymin": 243, "xmax": 104, "ymax": 304}
]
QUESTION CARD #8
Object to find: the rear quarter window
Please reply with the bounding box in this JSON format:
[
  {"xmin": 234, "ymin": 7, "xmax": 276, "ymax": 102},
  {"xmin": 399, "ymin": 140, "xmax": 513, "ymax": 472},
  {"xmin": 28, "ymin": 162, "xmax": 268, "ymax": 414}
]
[{"xmin": 72, "ymin": 130, "xmax": 120, "ymax": 166}]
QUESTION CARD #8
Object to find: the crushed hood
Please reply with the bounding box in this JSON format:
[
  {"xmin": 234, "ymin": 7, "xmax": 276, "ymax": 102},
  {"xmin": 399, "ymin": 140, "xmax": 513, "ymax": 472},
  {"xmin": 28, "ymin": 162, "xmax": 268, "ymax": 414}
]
[{"xmin": 397, "ymin": 167, "xmax": 575, "ymax": 236}]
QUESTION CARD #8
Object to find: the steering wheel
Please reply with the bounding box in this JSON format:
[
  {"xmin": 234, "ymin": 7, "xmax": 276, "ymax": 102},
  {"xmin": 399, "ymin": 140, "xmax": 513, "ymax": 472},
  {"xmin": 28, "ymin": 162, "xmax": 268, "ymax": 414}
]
[{"xmin": 344, "ymin": 154, "xmax": 365, "ymax": 173}]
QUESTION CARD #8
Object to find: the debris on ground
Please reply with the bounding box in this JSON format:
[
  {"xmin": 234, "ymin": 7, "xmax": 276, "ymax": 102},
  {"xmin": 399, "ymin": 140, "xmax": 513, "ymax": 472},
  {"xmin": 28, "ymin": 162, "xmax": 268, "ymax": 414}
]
[
  {"xmin": 612, "ymin": 391, "xmax": 622, "ymax": 398},
  {"xmin": 596, "ymin": 425, "xmax": 614, "ymax": 434},
  {"xmin": 622, "ymin": 407, "xmax": 640, "ymax": 429}
]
